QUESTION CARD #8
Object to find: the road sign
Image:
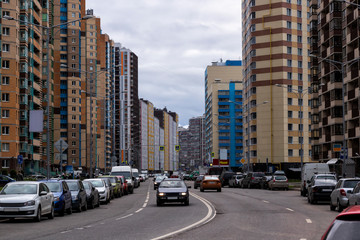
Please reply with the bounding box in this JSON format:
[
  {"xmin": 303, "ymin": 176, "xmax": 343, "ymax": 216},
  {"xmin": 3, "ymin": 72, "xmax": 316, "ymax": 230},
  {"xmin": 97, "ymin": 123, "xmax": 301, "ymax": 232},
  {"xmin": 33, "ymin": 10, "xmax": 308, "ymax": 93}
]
[
  {"xmin": 333, "ymin": 144, "xmax": 342, "ymax": 152},
  {"xmin": 55, "ymin": 153, "xmax": 68, "ymax": 161},
  {"xmin": 55, "ymin": 139, "xmax": 68, "ymax": 153},
  {"xmin": 17, "ymin": 155, "xmax": 23, "ymax": 165},
  {"xmin": 240, "ymin": 158, "xmax": 246, "ymax": 164}
]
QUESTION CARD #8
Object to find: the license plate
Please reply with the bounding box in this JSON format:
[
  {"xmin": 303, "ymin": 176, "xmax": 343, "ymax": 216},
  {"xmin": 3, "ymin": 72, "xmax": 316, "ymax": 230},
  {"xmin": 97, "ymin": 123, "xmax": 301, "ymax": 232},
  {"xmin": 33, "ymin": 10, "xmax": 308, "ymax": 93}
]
[
  {"xmin": 167, "ymin": 197, "xmax": 177, "ymax": 200},
  {"xmin": 322, "ymin": 189, "xmax": 332, "ymax": 192},
  {"xmin": 4, "ymin": 208, "xmax": 19, "ymax": 212},
  {"xmin": 208, "ymin": 182, "xmax": 216, "ymax": 184}
]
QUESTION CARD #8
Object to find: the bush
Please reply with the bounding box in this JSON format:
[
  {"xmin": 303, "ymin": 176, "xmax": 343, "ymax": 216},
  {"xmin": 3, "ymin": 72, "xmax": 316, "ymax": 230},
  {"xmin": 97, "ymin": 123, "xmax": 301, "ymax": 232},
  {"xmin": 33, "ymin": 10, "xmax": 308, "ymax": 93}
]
[{"xmin": 10, "ymin": 170, "xmax": 17, "ymax": 179}]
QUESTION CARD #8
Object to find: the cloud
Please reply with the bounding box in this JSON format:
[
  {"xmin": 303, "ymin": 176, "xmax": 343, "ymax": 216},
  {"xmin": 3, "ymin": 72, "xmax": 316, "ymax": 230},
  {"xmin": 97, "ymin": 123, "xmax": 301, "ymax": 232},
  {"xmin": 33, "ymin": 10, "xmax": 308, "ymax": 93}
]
[{"xmin": 86, "ymin": 0, "xmax": 242, "ymax": 125}]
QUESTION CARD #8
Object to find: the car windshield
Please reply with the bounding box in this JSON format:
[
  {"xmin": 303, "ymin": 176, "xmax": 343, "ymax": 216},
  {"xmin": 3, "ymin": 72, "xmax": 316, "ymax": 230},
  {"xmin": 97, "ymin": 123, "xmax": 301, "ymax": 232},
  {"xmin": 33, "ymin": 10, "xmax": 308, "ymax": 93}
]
[
  {"xmin": 159, "ymin": 180, "xmax": 186, "ymax": 188},
  {"xmin": 88, "ymin": 180, "xmax": 104, "ymax": 187},
  {"xmin": 275, "ymin": 176, "xmax": 287, "ymax": 181},
  {"xmin": 66, "ymin": 181, "xmax": 80, "ymax": 191},
  {"xmin": 1, "ymin": 184, "xmax": 37, "ymax": 195},
  {"xmin": 324, "ymin": 219, "xmax": 360, "ymax": 240},
  {"xmin": 103, "ymin": 177, "xmax": 116, "ymax": 183},
  {"xmin": 44, "ymin": 182, "xmax": 61, "ymax": 192},
  {"xmin": 111, "ymin": 172, "xmax": 131, "ymax": 179},
  {"xmin": 156, "ymin": 176, "xmax": 166, "ymax": 181},
  {"xmin": 317, "ymin": 176, "xmax": 336, "ymax": 180},
  {"xmin": 344, "ymin": 180, "xmax": 360, "ymax": 188},
  {"xmin": 83, "ymin": 182, "xmax": 91, "ymax": 190}
]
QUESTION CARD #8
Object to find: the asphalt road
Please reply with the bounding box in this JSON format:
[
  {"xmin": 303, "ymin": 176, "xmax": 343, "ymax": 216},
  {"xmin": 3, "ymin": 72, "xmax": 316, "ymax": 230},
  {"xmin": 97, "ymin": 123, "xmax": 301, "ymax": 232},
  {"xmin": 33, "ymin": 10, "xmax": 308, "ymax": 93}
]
[{"xmin": 0, "ymin": 180, "xmax": 338, "ymax": 240}]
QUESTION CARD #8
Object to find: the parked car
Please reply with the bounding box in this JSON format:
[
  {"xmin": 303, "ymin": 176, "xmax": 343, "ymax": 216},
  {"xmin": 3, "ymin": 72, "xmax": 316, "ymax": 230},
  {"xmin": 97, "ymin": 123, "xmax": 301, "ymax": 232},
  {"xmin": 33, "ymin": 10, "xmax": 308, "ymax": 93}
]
[
  {"xmin": 307, "ymin": 174, "xmax": 337, "ymax": 204},
  {"xmin": 41, "ymin": 180, "xmax": 72, "ymax": 216},
  {"xmin": 84, "ymin": 179, "xmax": 110, "ymax": 204},
  {"xmin": 154, "ymin": 176, "xmax": 167, "ymax": 190},
  {"xmin": 200, "ymin": 175, "xmax": 221, "ymax": 192},
  {"xmin": 182, "ymin": 174, "xmax": 191, "ymax": 180},
  {"xmin": 100, "ymin": 176, "xmax": 122, "ymax": 198},
  {"xmin": 241, "ymin": 172, "xmax": 265, "ymax": 189},
  {"xmin": 139, "ymin": 174, "xmax": 145, "ymax": 182},
  {"xmin": 132, "ymin": 169, "xmax": 140, "ymax": 188},
  {"xmin": 219, "ymin": 171, "xmax": 235, "ymax": 187},
  {"xmin": 301, "ymin": 163, "xmax": 330, "ymax": 197},
  {"xmin": 321, "ymin": 205, "xmax": 360, "ymax": 240},
  {"xmin": 82, "ymin": 181, "xmax": 100, "ymax": 209},
  {"xmin": 268, "ymin": 175, "xmax": 289, "ymax": 190},
  {"xmin": 0, "ymin": 175, "xmax": 15, "ymax": 187},
  {"xmin": 330, "ymin": 178, "xmax": 360, "ymax": 212},
  {"xmin": 156, "ymin": 178, "xmax": 190, "ymax": 206},
  {"xmin": 0, "ymin": 181, "xmax": 54, "ymax": 222},
  {"xmin": 274, "ymin": 170, "xmax": 286, "ymax": 175},
  {"xmin": 348, "ymin": 181, "xmax": 360, "ymax": 206},
  {"xmin": 111, "ymin": 166, "xmax": 134, "ymax": 194},
  {"xmin": 259, "ymin": 175, "xmax": 273, "ymax": 189},
  {"xmin": 229, "ymin": 174, "xmax": 244, "ymax": 188},
  {"xmin": 29, "ymin": 174, "xmax": 47, "ymax": 180},
  {"xmin": 101, "ymin": 178, "xmax": 114, "ymax": 200},
  {"xmin": 64, "ymin": 179, "xmax": 87, "ymax": 212},
  {"xmin": 116, "ymin": 176, "xmax": 127, "ymax": 195},
  {"xmin": 193, "ymin": 175, "xmax": 204, "ymax": 189}
]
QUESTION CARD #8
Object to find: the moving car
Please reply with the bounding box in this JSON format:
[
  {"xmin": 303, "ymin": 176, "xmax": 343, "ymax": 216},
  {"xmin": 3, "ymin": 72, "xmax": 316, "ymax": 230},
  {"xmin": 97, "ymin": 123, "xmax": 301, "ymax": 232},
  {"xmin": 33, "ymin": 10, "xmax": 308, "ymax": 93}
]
[
  {"xmin": 154, "ymin": 176, "xmax": 167, "ymax": 190},
  {"xmin": 229, "ymin": 174, "xmax": 244, "ymax": 188},
  {"xmin": 241, "ymin": 172, "xmax": 265, "ymax": 189},
  {"xmin": 200, "ymin": 175, "xmax": 221, "ymax": 192},
  {"xmin": 100, "ymin": 176, "xmax": 122, "ymax": 198},
  {"xmin": 41, "ymin": 180, "xmax": 72, "ymax": 216},
  {"xmin": 330, "ymin": 178, "xmax": 360, "ymax": 212},
  {"xmin": 321, "ymin": 205, "xmax": 360, "ymax": 240},
  {"xmin": 193, "ymin": 175, "xmax": 204, "ymax": 189},
  {"xmin": 268, "ymin": 175, "xmax": 289, "ymax": 190},
  {"xmin": 84, "ymin": 179, "xmax": 110, "ymax": 204},
  {"xmin": 64, "ymin": 180, "xmax": 87, "ymax": 212},
  {"xmin": 82, "ymin": 181, "xmax": 100, "ymax": 209},
  {"xmin": 0, "ymin": 181, "xmax": 54, "ymax": 222},
  {"xmin": 111, "ymin": 166, "xmax": 134, "ymax": 194},
  {"xmin": 156, "ymin": 178, "xmax": 190, "ymax": 206},
  {"xmin": 307, "ymin": 174, "xmax": 337, "ymax": 204},
  {"xmin": 0, "ymin": 175, "xmax": 15, "ymax": 187}
]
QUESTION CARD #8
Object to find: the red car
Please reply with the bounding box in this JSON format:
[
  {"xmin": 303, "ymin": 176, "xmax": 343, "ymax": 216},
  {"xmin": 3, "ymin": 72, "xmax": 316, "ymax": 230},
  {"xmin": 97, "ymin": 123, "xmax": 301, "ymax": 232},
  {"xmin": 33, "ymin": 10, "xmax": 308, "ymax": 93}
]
[
  {"xmin": 322, "ymin": 205, "xmax": 360, "ymax": 240},
  {"xmin": 116, "ymin": 176, "xmax": 128, "ymax": 195}
]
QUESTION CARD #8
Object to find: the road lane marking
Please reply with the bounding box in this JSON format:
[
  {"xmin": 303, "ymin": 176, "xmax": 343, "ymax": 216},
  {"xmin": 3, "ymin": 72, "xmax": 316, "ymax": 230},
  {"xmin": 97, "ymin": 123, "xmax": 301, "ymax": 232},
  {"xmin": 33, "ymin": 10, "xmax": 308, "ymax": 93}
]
[
  {"xmin": 143, "ymin": 203, "xmax": 147, "ymax": 208},
  {"xmin": 286, "ymin": 208, "xmax": 294, "ymax": 212},
  {"xmin": 300, "ymin": 238, "xmax": 307, "ymax": 240},
  {"xmin": 135, "ymin": 208, "xmax": 143, "ymax": 213},
  {"xmin": 76, "ymin": 227, "xmax": 84, "ymax": 230},
  {"xmin": 60, "ymin": 230, "xmax": 72, "ymax": 234},
  {"xmin": 116, "ymin": 213, "xmax": 133, "ymax": 220},
  {"xmin": 151, "ymin": 192, "xmax": 216, "ymax": 240},
  {"xmin": 306, "ymin": 219, "xmax": 312, "ymax": 223},
  {"xmin": 263, "ymin": 200, "xmax": 269, "ymax": 203}
]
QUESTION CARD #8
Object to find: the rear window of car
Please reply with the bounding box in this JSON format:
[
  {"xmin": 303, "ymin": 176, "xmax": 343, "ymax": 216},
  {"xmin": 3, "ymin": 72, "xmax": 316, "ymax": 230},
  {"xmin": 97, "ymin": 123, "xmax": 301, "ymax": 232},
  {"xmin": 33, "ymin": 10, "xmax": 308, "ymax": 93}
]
[
  {"xmin": 344, "ymin": 180, "xmax": 360, "ymax": 188},
  {"xmin": 204, "ymin": 176, "xmax": 219, "ymax": 180},
  {"xmin": 253, "ymin": 172, "xmax": 265, "ymax": 177},
  {"xmin": 316, "ymin": 175, "xmax": 336, "ymax": 180},
  {"xmin": 275, "ymin": 176, "xmax": 287, "ymax": 181},
  {"xmin": 324, "ymin": 219, "xmax": 360, "ymax": 240},
  {"xmin": 45, "ymin": 182, "xmax": 62, "ymax": 192}
]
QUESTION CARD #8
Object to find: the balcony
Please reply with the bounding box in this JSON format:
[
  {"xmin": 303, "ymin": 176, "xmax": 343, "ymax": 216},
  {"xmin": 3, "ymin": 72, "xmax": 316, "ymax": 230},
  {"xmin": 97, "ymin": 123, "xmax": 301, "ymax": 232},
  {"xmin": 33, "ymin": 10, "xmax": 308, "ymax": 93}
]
[
  {"xmin": 352, "ymin": 109, "xmax": 359, "ymax": 118},
  {"xmin": 349, "ymin": 128, "xmax": 356, "ymax": 138}
]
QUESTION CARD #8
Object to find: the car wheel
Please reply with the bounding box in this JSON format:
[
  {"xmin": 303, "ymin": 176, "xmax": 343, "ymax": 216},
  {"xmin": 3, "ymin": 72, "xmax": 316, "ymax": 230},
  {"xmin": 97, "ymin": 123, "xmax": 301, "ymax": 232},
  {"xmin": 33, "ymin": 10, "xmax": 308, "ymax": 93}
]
[
  {"xmin": 157, "ymin": 200, "xmax": 162, "ymax": 206},
  {"xmin": 34, "ymin": 206, "xmax": 41, "ymax": 222},
  {"xmin": 330, "ymin": 202, "xmax": 336, "ymax": 211},
  {"xmin": 48, "ymin": 205, "xmax": 55, "ymax": 219},
  {"xmin": 337, "ymin": 201, "xmax": 344, "ymax": 212},
  {"xmin": 67, "ymin": 205, "xmax": 72, "ymax": 215},
  {"xmin": 184, "ymin": 199, "xmax": 189, "ymax": 206},
  {"xmin": 200, "ymin": 188, "xmax": 204, "ymax": 192},
  {"xmin": 217, "ymin": 188, "xmax": 221, "ymax": 192}
]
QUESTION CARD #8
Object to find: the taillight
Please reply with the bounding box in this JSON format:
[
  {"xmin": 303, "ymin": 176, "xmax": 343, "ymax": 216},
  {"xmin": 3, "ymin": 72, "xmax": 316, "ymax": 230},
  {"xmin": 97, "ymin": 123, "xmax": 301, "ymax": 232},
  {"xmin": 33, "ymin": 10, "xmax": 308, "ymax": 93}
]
[
  {"xmin": 273, "ymin": 179, "xmax": 276, "ymax": 182},
  {"xmin": 251, "ymin": 177, "xmax": 255, "ymax": 180},
  {"xmin": 340, "ymin": 189, "xmax": 346, "ymax": 196}
]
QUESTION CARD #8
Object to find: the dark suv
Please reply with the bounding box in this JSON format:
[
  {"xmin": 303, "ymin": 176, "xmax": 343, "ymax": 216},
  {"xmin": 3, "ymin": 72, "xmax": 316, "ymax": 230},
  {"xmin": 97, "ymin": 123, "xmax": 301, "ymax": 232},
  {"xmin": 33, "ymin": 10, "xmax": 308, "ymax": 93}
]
[
  {"xmin": 241, "ymin": 172, "xmax": 265, "ymax": 189},
  {"xmin": 219, "ymin": 171, "xmax": 235, "ymax": 187}
]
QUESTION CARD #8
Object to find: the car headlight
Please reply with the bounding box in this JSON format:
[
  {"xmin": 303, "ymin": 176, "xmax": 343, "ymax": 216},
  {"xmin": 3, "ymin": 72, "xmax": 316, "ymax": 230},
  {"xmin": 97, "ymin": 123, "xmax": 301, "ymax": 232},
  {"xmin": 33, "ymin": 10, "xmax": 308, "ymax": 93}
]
[
  {"xmin": 54, "ymin": 197, "xmax": 60, "ymax": 202},
  {"xmin": 154, "ymin": 182, "xmax": 158, "ymax": 185},
  {"xmin": 23, "ymin": 200, "xmax": 36, "ymax": 206},
  {"xmin": 158, "ymin": 192, "xmax": 165, "ymax": 196},
  {"xmin": 181, "ymin": 192, "xmax": 187, "ymax": 196}
]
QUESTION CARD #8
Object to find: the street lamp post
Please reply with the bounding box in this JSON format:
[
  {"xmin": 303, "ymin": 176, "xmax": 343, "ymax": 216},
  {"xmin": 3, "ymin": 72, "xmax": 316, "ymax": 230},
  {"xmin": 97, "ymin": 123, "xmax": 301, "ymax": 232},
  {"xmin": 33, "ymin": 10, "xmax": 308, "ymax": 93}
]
[
  {"xmin": 3, "ymin": 15, "xmax": 94, "ymax": 179},
  {"xmin": 310, "ymin": 54, "xmax": 360, "ymax": 176}
]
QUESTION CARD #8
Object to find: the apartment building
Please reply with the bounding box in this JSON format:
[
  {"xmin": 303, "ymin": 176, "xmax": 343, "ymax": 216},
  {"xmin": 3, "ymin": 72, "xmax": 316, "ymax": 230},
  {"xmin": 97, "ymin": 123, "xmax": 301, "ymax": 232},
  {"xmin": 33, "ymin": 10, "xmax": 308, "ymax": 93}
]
[
  {"xmin": 310, "ymin": 1, "xmax": 360, "ymax": 166},
  {"xmin": 242, "ymin": 0, "xmax": 311, "ymax": 170},
  {"xmin": 204, "ymin": 60, "xmax": 243, "ymax": 170}
]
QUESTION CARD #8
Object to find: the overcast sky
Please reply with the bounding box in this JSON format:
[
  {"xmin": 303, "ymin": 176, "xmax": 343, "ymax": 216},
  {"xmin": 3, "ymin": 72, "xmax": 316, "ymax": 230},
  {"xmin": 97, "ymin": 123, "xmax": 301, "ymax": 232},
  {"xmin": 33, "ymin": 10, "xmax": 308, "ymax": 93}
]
[{"xmin": 86, "ymin": 0, "xmax": 242, "ymax": 126}]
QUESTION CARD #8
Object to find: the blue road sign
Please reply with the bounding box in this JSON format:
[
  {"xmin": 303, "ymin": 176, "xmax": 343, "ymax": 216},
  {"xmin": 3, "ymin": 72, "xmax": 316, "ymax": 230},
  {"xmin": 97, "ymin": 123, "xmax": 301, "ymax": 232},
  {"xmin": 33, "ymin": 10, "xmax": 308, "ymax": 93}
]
[{"xmin": 17, "ymin": 155, "xmax": 23, "ymax": 165}]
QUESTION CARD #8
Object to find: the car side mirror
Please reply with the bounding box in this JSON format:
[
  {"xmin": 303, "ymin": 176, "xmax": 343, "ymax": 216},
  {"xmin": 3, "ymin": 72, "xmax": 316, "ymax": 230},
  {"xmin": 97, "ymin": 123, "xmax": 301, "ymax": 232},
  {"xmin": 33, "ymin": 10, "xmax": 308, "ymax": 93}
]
[{"xmin": 40, "ymin": 191, "xmax": 47, "ymax": 196}]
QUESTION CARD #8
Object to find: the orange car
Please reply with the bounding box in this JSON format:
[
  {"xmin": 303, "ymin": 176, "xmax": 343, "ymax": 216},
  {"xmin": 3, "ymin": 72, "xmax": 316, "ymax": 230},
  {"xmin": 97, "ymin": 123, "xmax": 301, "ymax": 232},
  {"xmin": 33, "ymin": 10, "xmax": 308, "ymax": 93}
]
[{"xmin": 200, "ymin": 175, "xmax": 222, "ymax": 192}]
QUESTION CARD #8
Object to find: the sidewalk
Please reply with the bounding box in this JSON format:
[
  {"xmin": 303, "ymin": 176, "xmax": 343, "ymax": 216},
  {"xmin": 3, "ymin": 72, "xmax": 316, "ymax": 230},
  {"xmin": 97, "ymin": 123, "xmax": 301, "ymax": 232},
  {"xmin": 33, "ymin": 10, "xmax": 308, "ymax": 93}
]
[{"xmin": 289, "ymin": 181, "xmax": 301, "ymax": 191}]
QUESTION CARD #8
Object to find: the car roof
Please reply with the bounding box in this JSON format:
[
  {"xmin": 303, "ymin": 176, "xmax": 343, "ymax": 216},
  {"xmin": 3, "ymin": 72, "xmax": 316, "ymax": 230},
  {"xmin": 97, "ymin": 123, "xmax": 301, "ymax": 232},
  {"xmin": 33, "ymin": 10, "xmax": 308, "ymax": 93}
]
[
  {"xmin": 40, "ymin": 179, "xmax": 65, "ymax": 183},
  {"xmin": 7, "ymin": 181, "xmax": 40, "ymax": 185},
  {"xmin": 162, "ymin": 178, "xmax": 182, "ymax": 181}
]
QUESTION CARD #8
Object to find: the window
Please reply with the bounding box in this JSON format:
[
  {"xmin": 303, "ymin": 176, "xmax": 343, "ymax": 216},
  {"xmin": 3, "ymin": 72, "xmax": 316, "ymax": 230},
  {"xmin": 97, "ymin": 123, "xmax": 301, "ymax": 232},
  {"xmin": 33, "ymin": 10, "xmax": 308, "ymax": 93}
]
[
  {"xmin": 288, "ymin": 149, "xmax": 293, "ymax": 157},
  {"xmin": 287, "ymin": 47, "xmax": 292, "ymax": 54},
  {"xmin": 2, "ymin": 110, "xmax": 9, "ymax": 118},
  {"xmin": 72, "ymin": 12, "xmax": 75, "ymax": 18},
  {"xmin": 286, "ymin": 0, "xmax": 291, "ymax": 3},
  {"xmin": 72, "ymin": 55, "xmax": 76, "ymax": 60},
  {"xmin": 2, "ymin": 126, "xmax": 9, "ymax": 135},
  {"xmin": 72, "ymin": 38, "xmax": 76, "ymax": 43},
  {"xmin": 287, "ymin": 34, "xmax": 292, "ymax": 42},
  {"xmin": 72, "ymin": 141, "xmax": 76, "ymax": 146},
  {"xmin": 72, "ymin": 133, "xmax": 76, "ymax": 138},
  {"xmin": 2, "ymin": 60, "xmax": 10, "ymax": 69},
  {"xmin": 2, "ymin": 159, "xmax": 9, "ymax": 167},
  {"xmin": 297, "ymin": 10, "xmax": 302, "ymax": 18},
  {"xmin": 297, "ymin": 23, "xmax": 302, "ymax": 30},
  {"xmin": 288, "ymin": 137, "xmax": 293, "ymax": 144},
  {"xmin": 2, "ymin": 27, "xmax": 10, "ymax": 35},
  {"xmin": 2, "ymin": 11, "xmax": 10, "ymax": 17},
  {"xmin": 297, "ymin": 35, "xmax": 302, "ymax": 43},
  {"xmin": 298, "ymin": 98, "xmax": 303, "ymax": 106},
  {"xmin": 299, "ymin": 137, "xmax": 303, "ymax": 144},
  {"xmin": 299, "ymin": 111, "xmax": 303, "ymax": 118},
  {"xmin": 72, "ymin": 47, "xmax": 76, "ymax": 52},
  {"xmin": 72, "ymin": 4, "xmax": 76, "ymax": 8},
  {"xmin": 72, "ymin": 115, "xmax": 76, "ymax": 120},
  {"xmin": 298, "ymin": 48, "xmax": 302, "ymax": 56},
  {"xmin": 72, "ymin": 81, "xmax": 76, "ymax": 86},
  {"xmin": 288, "ymin": 111, "xmax": 293, "ymax": 118},
  {"xmin": 299, "ymin": 124, "xmax": 303, "ymax": 131},
  {"xmin": 297, "ymin": 0, "xmax": 301, "ymax": 5},
  {"xmin": 298, "ymin": 73, "xmax": 303, "ymax": 81},
  {"xmin": 3, "ymin": 0, "xmax": 10, "ymax": 3},
  {"xmin": 2, "ymin": 93, "xmax": 9, "ymax": 102},
  {"xmin": 2, "ymin": 76, "xmax": 9, "ymax": 85},
  {"xmin": 2, "ymin": 143, "xmax": 9, "ymax": 152},
  {"xmin": 298, "ymin": 61, "xmax": 303, "ymax": 68},
  {"xmin": 287, "ymin": 72, "xmax": 292, "ymax": 80},
  {"xmin": 287, "ymin": 21, "xmax": 292, "ymax": 29},
  {"xmin": 287, "ymin": 60, "xmax": 292, "ymax": 67},
  {"xmin": 72, "ymin": 150, "xmax": 76, "ymax": 155},
  {"xmin": 287, "ymin": 8, "xmax": 291, "ymax": 16},
  {"xmin": 72, "ymin": 107, "xmax": 76, "ymax": 111},
  {"xmin": 288, "ymin": 98, "xmax": 293, "ymax": 105},
  {"xmin": 72, "ymin": 98, "xmax": 76, "ymax": 103},
  {"xmin": 288, "ymin": 124, "xmax": 293, "ymax": 131},
  {"xmin": 72, "ymin": 124, "xmax": 76, "ymax": 129}
]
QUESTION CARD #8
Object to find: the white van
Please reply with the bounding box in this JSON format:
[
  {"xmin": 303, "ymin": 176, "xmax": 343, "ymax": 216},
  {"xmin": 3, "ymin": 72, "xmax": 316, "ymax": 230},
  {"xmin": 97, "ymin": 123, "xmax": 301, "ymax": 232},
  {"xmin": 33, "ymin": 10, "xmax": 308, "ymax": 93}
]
[
  {"xmin": 301, "ymin": 163, "xmax": 330, "ymax": 196},
  {"xmin": 111, "ymin": 166, "xmax": 134, "ymax": 194}
]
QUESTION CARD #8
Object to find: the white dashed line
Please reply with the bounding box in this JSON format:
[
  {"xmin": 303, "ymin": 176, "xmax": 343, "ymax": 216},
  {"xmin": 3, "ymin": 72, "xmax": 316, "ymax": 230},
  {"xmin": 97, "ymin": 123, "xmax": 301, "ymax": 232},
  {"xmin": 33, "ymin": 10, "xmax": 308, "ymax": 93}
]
[
  {"xmin": 263, "ymin": 200, "xmax": 270, "ymax": 203},
  {"xmin": 286, "ymin": 208, "xmax": 294, "ymax": 212},
  {"xmin": 306, "ymin": 219, "xmax": 312, "ymax": 223},
  {"xmin": 143, "ymin": 203, "xmax": 147, "ymax": 208},
  {"xmin": 300, "ymin": 238, "xmax": 307, "ymax": 240},
  {"xmin": 76, "ymin": 227, "xmax": 84, "ymax": 230},
  {"xmin": 116, "ymin": 213, "xmax": 133, "ymax": 220},
  {"xmin": 135, "ymin": 208, "xmax": 143, "ymax": 213},
  {"xmin": 60, "ymin": 230, "xmax": 72, "ymax": 234}
]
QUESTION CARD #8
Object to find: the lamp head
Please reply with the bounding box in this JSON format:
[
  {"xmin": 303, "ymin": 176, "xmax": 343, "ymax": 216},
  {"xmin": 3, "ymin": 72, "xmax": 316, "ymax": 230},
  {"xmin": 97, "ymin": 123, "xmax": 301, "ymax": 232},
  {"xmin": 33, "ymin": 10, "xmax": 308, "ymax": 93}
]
[{"xmin": 82, "ymin": 15, "xmax": 94, "ymax": 20}]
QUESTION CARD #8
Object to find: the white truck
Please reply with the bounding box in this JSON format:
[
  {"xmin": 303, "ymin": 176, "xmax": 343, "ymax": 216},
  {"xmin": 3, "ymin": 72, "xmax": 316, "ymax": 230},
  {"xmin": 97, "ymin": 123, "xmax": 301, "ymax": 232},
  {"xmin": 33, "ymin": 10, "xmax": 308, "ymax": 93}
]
[
  {"xmin": 301, "ymin": 163, "xmax": 330, "ymax": 196},
  {"xmin": 111, "ymin": 166, "xmax": 134, "ymax": 194}
]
